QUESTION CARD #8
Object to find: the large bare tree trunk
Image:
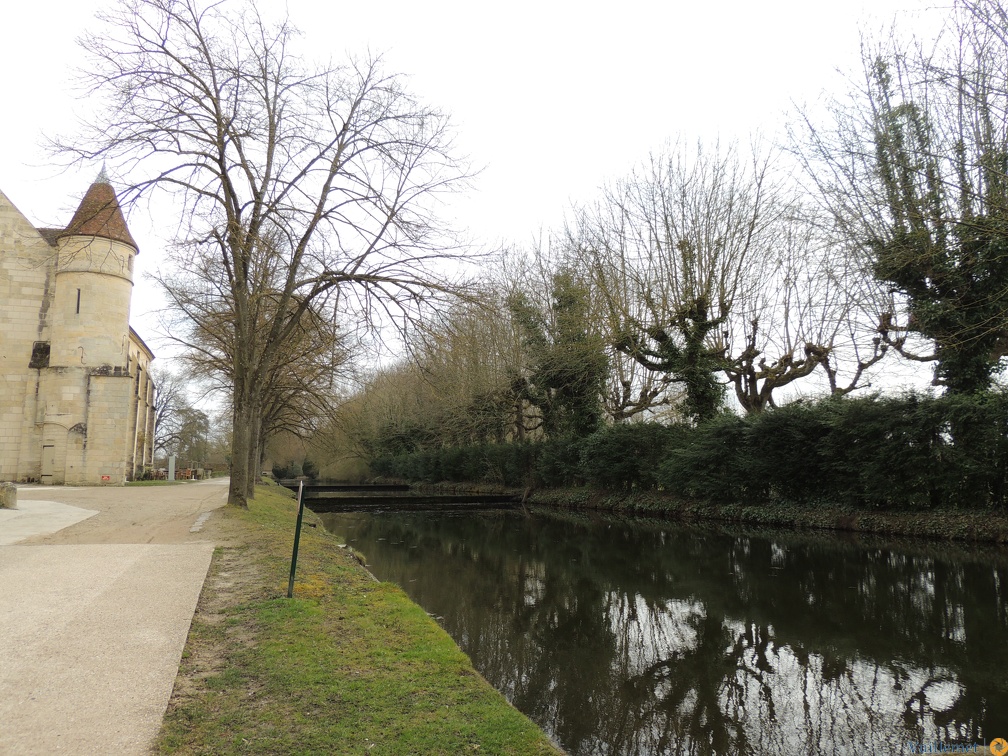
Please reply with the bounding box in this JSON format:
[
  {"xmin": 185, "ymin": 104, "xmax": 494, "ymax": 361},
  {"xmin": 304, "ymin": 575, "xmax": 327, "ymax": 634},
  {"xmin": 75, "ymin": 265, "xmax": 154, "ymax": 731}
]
[
  {"xmin": 229, "ymin": 369, "xmax": 252, "ymax": 507},
  {"xmin": 256, "ymin": 430, "xmax": 267, "ymax": 485},
  {"xmin": 246, "ymin": 398, "xmax": 261, "ymax": 499}
]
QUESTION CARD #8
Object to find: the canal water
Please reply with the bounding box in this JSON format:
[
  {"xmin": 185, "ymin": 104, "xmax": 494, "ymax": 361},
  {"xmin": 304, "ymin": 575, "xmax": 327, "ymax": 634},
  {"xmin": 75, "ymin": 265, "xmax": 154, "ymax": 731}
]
[{"xmin": 316, "ymin": 509, "xmax": 1008, "ymax": 755}]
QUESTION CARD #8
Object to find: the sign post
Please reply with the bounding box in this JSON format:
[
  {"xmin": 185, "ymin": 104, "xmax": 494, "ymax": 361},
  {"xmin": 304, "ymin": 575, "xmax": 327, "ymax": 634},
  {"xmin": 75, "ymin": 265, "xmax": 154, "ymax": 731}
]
[{"xmin": 287, "ymin": 481, "xmax": 305, "ymax": 599}]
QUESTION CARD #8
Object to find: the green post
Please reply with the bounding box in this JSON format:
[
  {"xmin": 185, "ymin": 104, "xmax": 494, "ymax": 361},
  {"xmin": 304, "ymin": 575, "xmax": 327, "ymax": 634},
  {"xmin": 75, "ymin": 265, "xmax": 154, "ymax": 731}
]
[{"xmin": 287, "ymin": 481, "xmax": 305, "ymax": 599}]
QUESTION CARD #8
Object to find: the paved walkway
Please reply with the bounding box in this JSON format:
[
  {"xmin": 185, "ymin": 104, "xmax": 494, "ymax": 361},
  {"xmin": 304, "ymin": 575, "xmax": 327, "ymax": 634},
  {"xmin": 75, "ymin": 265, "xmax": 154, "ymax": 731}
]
[
  {"xmin": 0, "ymin": 479, "xmax": 228, "ymax": 754},
  {"xmin": 0, "ymin": 498, "xmax": 99, "ymax": 545}
]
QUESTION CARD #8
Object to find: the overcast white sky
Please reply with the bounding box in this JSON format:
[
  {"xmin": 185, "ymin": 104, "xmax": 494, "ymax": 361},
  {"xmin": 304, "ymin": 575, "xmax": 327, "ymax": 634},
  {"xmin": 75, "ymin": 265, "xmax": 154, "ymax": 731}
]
[{"xmin": 0, "ymin": 0, "xmax": 937, "ymax": 364}]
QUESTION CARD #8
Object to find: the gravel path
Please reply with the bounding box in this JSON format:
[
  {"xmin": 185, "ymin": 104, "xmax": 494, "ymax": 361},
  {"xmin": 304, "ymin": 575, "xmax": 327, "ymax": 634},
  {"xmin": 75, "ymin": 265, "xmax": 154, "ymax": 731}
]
[{"xmin": 0, "ymin": 479, "xmax": 229, "ymax": 754}]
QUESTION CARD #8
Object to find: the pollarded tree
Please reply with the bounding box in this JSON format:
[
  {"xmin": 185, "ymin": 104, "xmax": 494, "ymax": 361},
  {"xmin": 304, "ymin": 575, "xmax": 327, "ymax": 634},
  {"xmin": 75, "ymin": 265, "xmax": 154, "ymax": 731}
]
[
  {"xmin": 563, "ymin": 234, "xmax": 682, "ymax": 422},
  {"xmin": 508, "ymin": 270, "xmax": 609, "ymax": 438},
  {"xmin": 719, "ymin": 205, "xmax": 890, "ymax": 407},
  {"xmin": 575, "ymin": 140, "xmax": 842, "ymax": 421},
  {"xmin": 794, "ymin": 0, "xmax": 1008, "ymax": 394},
  {"xmin": 58, "ymin": 0, "xmax": 469, "ymax": 505}
]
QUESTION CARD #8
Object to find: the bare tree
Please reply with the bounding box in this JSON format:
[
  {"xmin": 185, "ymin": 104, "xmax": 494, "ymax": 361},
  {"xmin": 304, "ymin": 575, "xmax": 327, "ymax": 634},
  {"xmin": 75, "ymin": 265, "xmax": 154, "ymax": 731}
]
[
  {"xmin": 581, "ymin": 250, "xmax": 682, "ymax": 422},
  {"xmin": 154, "ymin": 242, "xmax": 353, "ymax": 490},
  {"xmin": 58, "ymin": 0, "xmax": 470, "ymax": 505},
  {"xmin": 574, "ymin": 140, "xmax": 846, "ymax": 420},
  {"xmin": 253, "ymin": 300, "xmax": 352, "ymax": 478},
  {"xmin": 410, "ymin": 292, "xmax": 528, "ymax": 444},
  {"xmin": 150, "ymin": 365, "xmax": 190, "ymax": 459},
  {"xmin": 791, "ymin": 0, "xmax": 1008, "ymax": 393},
  {"xmin": 507, "ymin": 239, "xmax": 680, "ymax": 424},
  {"xmin": 722, "ymin": 205, "xmax": 889, "ymax": 406}
]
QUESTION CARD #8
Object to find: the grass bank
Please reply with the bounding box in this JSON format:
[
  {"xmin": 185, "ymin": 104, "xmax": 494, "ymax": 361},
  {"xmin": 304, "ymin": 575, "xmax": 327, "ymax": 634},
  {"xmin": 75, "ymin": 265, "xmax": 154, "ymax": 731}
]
[
  {"xmin": 521, "ymin": 486, "xmax": 1008, "ymax": 544},
  {"xmin": 156, "ymin": 484, "xmax": 560, "ymax": 755}
]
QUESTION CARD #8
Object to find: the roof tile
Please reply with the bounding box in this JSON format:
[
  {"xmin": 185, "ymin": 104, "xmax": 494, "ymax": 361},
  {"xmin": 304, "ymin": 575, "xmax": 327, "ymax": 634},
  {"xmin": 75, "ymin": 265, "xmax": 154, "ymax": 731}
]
[{"xmin": 58, "ymin": 181, "xmax": 139, "ymax": 253}]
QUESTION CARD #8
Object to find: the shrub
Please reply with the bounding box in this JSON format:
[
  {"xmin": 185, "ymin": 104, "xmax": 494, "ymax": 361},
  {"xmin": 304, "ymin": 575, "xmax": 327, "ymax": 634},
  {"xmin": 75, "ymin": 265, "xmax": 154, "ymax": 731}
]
[
  {"xmin": 658, "ymin": 413, "xmax": 750, "ymax": 502},
  {"xmin": 580, "ymin": 422, "xmax": 684, "ymax": 490},
  {"xmin": 367, "ymin": 391, "xmax": 1008, "ymax": 511}
]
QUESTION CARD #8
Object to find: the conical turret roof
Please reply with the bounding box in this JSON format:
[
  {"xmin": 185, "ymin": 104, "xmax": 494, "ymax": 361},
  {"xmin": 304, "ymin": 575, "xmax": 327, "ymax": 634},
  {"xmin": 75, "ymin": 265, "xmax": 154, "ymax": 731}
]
[{"xmin": 58, "ymin": 171, "xmax": 139, "ymax": 252}]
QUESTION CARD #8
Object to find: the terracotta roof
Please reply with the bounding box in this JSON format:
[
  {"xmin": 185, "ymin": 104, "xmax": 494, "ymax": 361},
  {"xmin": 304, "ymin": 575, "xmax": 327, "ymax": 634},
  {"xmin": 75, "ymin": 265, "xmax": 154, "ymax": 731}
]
[{"xmin": 58, "ymin": 179, "xmax": 139, "ymax": 253}]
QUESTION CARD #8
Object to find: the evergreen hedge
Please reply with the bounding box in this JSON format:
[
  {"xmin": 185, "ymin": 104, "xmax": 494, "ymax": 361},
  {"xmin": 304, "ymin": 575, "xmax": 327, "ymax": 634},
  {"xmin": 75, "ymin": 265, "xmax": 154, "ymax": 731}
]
[{"xmin": 370, "ymin": 392, "xmax": 1008, "ymax": 510}]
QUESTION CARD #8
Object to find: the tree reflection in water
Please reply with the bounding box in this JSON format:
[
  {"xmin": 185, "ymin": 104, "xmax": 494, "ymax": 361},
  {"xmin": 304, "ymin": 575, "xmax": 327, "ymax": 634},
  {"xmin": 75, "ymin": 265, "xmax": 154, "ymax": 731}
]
[{"xmin": 318, "ymin": 511, "xmax": 1008, "ymax": 755}]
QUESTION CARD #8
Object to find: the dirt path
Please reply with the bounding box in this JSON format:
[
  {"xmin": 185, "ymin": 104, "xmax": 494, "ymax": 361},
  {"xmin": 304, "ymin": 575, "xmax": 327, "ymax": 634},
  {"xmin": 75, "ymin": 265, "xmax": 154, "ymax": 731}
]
[{"xmin": 15, "ymin": 478, "xmax": 231, "ymax": 544}]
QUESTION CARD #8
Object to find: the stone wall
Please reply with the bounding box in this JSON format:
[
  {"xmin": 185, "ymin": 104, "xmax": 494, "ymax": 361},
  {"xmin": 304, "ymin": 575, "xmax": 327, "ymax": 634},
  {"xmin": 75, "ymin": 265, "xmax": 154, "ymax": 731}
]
[
  {"xmin": 0, "ymin": 184, "xmax": 153, "ymax": 485},
  {"xmin": 0, "ymin": 190, "xmax": 54, "ymax": 483},
  {"xmin": 76, "ymin": 373, "xmax": 135, "ymax": 484},
  {"xmin": 126, "ymin": 330, "xmax": 155, "ymax": 479},
  {"xmin": 50, "ymin": 236, "xmax": 134, "ymax": 368}
]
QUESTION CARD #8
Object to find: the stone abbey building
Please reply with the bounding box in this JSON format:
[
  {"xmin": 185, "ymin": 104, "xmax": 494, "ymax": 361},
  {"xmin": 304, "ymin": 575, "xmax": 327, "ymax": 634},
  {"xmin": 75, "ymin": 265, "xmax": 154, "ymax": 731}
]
[{"xmin": 0, "ymin": 174, "xmax": 155, "ymax": 484}]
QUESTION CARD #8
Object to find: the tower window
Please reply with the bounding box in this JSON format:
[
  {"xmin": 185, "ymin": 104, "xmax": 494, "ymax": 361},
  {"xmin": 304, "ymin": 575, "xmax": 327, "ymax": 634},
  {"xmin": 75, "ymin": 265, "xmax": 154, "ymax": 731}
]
[
  {"xmin": 76, "ymin": 288, "xmax": 81, "ymax": 314},
  {"xmin": 29, "ymin": 341, "xmax": 51, "ymax": 369}
]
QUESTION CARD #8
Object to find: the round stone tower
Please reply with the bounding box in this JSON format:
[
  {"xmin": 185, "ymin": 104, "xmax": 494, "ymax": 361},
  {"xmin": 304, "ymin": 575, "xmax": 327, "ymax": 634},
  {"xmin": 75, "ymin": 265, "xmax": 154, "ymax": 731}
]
[{"xmin": 49, "ymin": 171, "xmax": 139, "ymax": 368}]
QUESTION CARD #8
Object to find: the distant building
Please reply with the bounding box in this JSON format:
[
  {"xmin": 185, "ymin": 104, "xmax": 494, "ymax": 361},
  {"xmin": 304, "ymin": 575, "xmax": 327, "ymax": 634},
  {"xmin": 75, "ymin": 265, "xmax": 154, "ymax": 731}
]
[{"xmin": 0, "ymin": 173, "xmax": 155, "ymax": 484}]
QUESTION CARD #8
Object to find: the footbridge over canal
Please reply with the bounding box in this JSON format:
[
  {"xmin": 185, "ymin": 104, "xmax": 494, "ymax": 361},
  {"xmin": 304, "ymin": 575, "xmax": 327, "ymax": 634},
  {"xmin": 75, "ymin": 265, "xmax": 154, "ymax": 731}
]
[{"xmin": 277, "ymin": 481, "xmax": 521, "ymax": 513}]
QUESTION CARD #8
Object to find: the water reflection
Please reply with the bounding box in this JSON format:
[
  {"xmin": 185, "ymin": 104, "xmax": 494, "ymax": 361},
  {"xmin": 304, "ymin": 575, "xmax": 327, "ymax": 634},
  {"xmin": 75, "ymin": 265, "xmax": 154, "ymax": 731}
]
[{"xmin": 317, "ymin": 510, "xmax": 1008, "ymax": 755}]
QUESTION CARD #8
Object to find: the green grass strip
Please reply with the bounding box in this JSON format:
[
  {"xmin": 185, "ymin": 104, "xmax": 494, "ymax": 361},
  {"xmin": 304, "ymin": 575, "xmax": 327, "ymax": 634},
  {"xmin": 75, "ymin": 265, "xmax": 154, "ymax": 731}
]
[{"xmin": 157, "ymin": 485, "xmax": 560, "ymax": 755}]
